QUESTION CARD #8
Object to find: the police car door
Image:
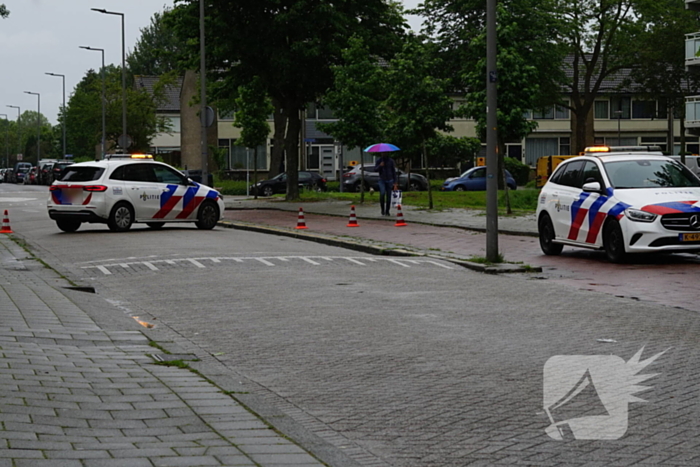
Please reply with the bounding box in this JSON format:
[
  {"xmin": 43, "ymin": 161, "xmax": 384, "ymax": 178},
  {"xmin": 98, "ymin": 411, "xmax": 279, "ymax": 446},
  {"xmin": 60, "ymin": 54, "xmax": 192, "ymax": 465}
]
[
  {"xmin": 122, "ymin": 163, "xmax": 163, "ymax": 220},
  {"xmin": 576, "ymin": 160, "xmax": 607, "ymax": 246},
  {"xmin": 151, "ymin": 164, "xmax": 190, "ymax": 220},
  {"xmin": 550, "ymin": 160, "xmax": 585, "ymax": 242}
]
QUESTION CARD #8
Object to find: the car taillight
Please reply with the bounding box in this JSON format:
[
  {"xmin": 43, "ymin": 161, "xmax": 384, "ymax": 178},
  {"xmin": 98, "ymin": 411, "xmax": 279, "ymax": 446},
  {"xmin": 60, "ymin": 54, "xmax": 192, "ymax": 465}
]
[
  {"xmin": 83, "ymin": 185, "xmax": 108, "ymax": 192},
  {"xmin": 49, "ymin": 186, "xmax": 60, "ymax": 191},
  {"xmin": 342, "ymin": 173, "xmax": 352, "ymax": 178},
  {"xmin": 321, "ymin": 178, "xmax": 327, "ymax": 183}
]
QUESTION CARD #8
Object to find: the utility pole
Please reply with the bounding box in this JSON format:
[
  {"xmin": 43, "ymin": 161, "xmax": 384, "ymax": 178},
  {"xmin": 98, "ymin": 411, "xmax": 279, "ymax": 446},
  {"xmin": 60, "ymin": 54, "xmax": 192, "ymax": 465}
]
[
  {"xmin": 485, "ymin": 0, "xmax": 499, "ymax": 262},
  {"xmin": 200, "ymin": 0, "xmax": 209, "ymax": 186}
]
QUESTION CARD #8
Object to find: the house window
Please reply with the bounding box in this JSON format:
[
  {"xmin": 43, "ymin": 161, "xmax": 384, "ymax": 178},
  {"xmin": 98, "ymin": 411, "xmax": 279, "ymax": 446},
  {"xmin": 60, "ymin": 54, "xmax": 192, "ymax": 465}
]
[
  {"xmin": 632, "ymin": 100, "xmax": 656, "ymax": 119},
  {"xmin": 218, "ymin": 139, "xmax": 267, "ymax": 170},
  {"xmin": 167, "ymin": 116, "xmax": 180, "ymax": 133},
  {"xmin": 594, "ymin": 101, "xmax": 609, "ymax": 119},
  {"xmin": 559, "ymin": 137, "xmax": 571, "ymax": 155},
  {"xmin": 610, "ymin": 97, "xmax": 631, "ymax": 119},
  {"xmin": 641, "ymin": 136, "xmax": 667, "ymax": 152},
  {"xmin": 533, "ymin": 107, "xmax": 554, "ymax": 119},
  {"xmin": 555, "ymin": 102, "xmax": 570, "ymax": 119}
]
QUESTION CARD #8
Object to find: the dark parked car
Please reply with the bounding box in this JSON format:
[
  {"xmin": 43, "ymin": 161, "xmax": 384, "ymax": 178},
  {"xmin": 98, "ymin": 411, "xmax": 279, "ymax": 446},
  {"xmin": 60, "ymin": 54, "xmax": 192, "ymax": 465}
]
[
  {"xmin": 341, "ymin": 165, "xmax": 429, "ymax": 192},
  {"xmin": 38, "ymin": 162, "xmax": 55, "ymax": 185},
  {"xmin": 12, "ymin": 162, "xmax": 32, "ymax": 184},
  {"xmin": 251, "ymin": 171, "xmax": 327, "ymax": 197},
  {"xmin": 51, "ymin": 161, "xmax": 74, "ymax": 183},
  {"xmin": 3, "ymin": 168, "xmax": 13, "ymax": 183},
  {"xmin": 441, "ymin": 166, "xmax": 517, "ymax": 191}
]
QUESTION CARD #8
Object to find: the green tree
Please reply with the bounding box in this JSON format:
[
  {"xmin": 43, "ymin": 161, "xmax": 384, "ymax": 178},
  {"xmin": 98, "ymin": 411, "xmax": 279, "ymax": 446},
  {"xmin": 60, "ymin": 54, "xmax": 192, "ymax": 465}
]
[
  {"xmin": 629, "ymin": 0, "xmax": 700, "ymax": 158},
  {"xmin": 416, "ymin": 0, "xmax": 566, "ymax": 152},
  {"xmin": 233, "ymin": 77, "xmax": 273, "ymax": 199},
  {"xmin": 384, "ymin": 39, "xmax": 454, "ymax": 209},
  {"xmin": 0, "ymin": 4, "xmax": 8, "ymax": 19},
  {"xmin": 127, "ymin": 9, "xmax": 187, "ymax": 76},
  {"xmin": 425, "ymin": 133, "xmax": 482, "ymax": 169},
  {"xmin": 170, "ymin": 0, "xmax": 406, "ymax": 200},
  {"xmin": 64, "ymin": 66, "xmax": 168, "ymax": 159},
  {"xmin": 317, "ymin": 35, "xmax": 387, "ymax": 202}
]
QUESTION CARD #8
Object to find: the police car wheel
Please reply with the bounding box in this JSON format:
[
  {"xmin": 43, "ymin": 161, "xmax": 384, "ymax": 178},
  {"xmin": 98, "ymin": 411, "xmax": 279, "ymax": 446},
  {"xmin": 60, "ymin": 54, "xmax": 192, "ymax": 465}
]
[
  {"xmin": 56, "ymin": 220, "xmax": 81, "ymax": 233},
  {"xmin": 603, "ymin": 219, "xmax": 627, "ymax": 263},
  {"xmin": 146, "ymin": 222, "xmax": 165, "ymax": 230},
  {"xmin": 108, "ymin": 202, "xmax": 134, "ymax": 232},
  {"xmin": 538, "ymin": 213, "xmax": 563, "ymax": 256},
  {"xmin": 196, "ymin": 201, "xmax": 219, "ymax": 230}
]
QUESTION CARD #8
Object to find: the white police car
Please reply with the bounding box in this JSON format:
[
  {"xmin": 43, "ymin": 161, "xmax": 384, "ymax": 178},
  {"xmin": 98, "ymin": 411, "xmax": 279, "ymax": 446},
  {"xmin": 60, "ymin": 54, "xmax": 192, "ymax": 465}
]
[
  {"xmin": 47, "ymin": 154, "xmax": 225, "ymax": 232},
  {"xmin": 537, "ymin": 146, "xmax": 700, "ymax": 262}
]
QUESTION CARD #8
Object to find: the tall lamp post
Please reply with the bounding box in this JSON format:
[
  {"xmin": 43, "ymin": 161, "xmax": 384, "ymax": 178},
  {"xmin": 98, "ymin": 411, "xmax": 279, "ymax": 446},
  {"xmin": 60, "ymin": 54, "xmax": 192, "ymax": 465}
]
[
  {"xmin": 199, "ymin": 0, "xmax": 208, "ymax": 186},
  {"xmin": 46, "ymin": 72, "xmax": 66, "ymax": 158},
  {"xmin": 24, "ymin": 91, "xmax": 40, "ymax": 163},
  {"xmin": 0, "ymin": 114, "xmax": 8, "ymax": 167},
  {"xmin": 614, "ymin": 110, "xmax": 623, "ymax": 146},
  {"xmin": 91, "ymin": 8, "xmax": 127, "ymax": 151},
  {"xmin": 80, "ymin": 46, "xmax": 106, "ymax": 158},
  {"xmin": 7, "ymin": 105, "xmax": 20, "ymax": 161}
]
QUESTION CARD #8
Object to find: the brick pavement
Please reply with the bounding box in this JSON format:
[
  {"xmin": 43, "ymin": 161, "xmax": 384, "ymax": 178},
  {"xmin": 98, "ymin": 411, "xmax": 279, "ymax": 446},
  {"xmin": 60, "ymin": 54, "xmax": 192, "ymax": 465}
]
[
  {"xmin": 0, "ymin": 234, "xmax": 325, "ymax": 466},
  {"xmin": 222, "ymin": 198, "xmax": 700, "ymax": 313}
]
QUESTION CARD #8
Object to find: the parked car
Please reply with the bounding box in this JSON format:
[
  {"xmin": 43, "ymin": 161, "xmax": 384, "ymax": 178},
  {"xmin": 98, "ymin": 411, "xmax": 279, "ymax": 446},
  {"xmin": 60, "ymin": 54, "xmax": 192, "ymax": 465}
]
[
  {"xmin": 38, "ymin": 162, "xmax": 55, "ymax": 185},
  {"xmin": 51, "ymin": 161, "xmax": 74, "ymax": 183},
  {"xmin": 47, "ymin": 154, "xmax": 225, "ymax": 232},
  {"xmin": 3, "ymin": 168, "xmax": 13, "ymax": 183},
  {"xmin": 12, "ymin": 162, "xmax": 32, "ymax": 184},
  {"xmin": 341, "ymin": 165, "xmax": 428, "ymax": 192},
  {"xmin": 536, "ymin": 145, "xmax": 700, "ymax": 263},
  {"xmin": 23, "ymin": 166, "xmax": 38, "ymax": 185},
  {"xmin": 251, "ymin": 171, "xmax": 327, "ymax": 197},
  {"xmin": 441, "ymin": 166, "xmax": 517, "ymax": 191}
]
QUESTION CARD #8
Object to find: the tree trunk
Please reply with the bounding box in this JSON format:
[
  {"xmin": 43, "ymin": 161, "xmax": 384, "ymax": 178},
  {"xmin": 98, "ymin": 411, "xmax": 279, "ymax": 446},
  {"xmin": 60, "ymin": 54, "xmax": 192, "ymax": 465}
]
[
  {"xmin": 571, "ymin": 99, "xmax": 595, "ymax": 155},
  {"xmin": 423, "ymin": 139, "xmax": 433, "ymax": 210},
  {"xmin": 285, "ymin": 106, "xmax": 301, "ymax": 201},
  {"xmin": 269, "ymin": 97, "xmax": 286, "ymax": 178},
  {"xmin": 253, "ymin": 146, "xmax": 258, "ymax": 200}
]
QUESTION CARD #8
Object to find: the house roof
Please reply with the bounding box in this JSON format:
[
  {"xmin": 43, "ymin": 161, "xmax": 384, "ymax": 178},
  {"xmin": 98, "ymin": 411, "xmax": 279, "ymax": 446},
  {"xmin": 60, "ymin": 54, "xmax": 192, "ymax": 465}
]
[{"xmin": 134, "ymin": 75, "xmax": 183, "ymax": 112}]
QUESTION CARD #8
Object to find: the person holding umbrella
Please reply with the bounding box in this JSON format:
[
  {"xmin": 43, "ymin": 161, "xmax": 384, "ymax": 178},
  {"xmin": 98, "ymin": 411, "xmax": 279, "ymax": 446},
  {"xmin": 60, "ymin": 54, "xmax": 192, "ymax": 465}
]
[{"xmin": 366, "ymin": 143, "xmax": 399, "ymax": 216}]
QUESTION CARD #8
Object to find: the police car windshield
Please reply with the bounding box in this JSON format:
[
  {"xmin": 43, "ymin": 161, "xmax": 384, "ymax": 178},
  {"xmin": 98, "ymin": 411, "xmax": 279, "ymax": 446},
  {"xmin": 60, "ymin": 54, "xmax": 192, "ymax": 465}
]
[{"xmin": 604, "ymin": 159, "xmax": 700, "ymax": 189}]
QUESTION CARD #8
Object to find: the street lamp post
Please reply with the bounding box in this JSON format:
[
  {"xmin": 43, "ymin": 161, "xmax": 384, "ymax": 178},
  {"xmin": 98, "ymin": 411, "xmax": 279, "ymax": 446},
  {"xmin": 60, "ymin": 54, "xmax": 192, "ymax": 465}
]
[
  {"xmin": 614, "ymin": 110, "xmax": 623, "ymax": 146},
  {"xmin": 24, "ymin": 91, "xmax": 40, "ymax": 162},
  {"xmin": 46, "ymin": 72, "xmax": 66, "ymax": 158},
  {"xmin": 80, "ymin": 46, "xmax": 106, "ymax": 158},
  {"xmin": 0, "ymin": 114, "xmax": 8, "ymax": 167},
  {"xmin": 91, "ymin": 8, "xmax": 127, "ymax": 151},
  {"xmin": 7, "ymin": 105, "xmax": 20, "ymax": 160}
]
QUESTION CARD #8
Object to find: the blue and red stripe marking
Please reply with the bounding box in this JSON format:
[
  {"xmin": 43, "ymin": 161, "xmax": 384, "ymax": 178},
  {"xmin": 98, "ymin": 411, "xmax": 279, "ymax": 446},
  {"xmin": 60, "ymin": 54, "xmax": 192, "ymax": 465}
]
[
  {"xmin": 567, "ymin": 188, "xmax": 631, "ymax": 243},
  {"xmin": 640, "ymin": 201, "xmax": 700, "ymax": 215}
]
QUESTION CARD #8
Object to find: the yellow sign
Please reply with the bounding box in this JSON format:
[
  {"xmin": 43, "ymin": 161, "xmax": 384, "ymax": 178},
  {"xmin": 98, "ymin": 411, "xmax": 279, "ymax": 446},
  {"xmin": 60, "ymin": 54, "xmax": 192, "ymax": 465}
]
[{"xmin": 476, "ymin": 157, "xmax": 486, "ymax": 166}]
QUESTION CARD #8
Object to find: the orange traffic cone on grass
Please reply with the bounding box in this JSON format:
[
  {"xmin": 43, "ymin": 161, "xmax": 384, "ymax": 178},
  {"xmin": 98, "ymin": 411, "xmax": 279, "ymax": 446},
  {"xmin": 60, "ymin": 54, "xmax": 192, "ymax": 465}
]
[
  {"xmin": 0, "ymin": 210, "xmax": 13, "ymax": 234},
  {"xmin": 295, "ymin": 207, "xmax": 308, "ymax": 229},
  {"xmin": 394, "ymin": 205, "xmax": 407, "ymax": 227},
  {"xmin": 347, "ymin": 205, "xmax": 360, "ymax": 227}
]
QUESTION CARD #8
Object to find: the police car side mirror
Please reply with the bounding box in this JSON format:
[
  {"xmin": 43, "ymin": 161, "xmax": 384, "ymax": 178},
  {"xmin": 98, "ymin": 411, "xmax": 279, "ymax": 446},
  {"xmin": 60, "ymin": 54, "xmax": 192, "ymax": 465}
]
[
  {"xmin": 582, "ymin": 181, "xmax": 602, "ymax": 193},
  {"xmin": 186, "ymin": 178, "xmax": 197, "ymax": 186}
]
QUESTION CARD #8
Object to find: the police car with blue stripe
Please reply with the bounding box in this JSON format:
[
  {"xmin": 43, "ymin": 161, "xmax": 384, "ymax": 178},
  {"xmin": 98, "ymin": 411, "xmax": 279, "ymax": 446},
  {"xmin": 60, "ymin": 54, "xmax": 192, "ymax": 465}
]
[
  {"xmin": 47, "ymin": 154, "xmax": 224, "ymax": 233},
  {"xmin": 537, "ymin": 146, "xmax": 700, "ymax": 262}
]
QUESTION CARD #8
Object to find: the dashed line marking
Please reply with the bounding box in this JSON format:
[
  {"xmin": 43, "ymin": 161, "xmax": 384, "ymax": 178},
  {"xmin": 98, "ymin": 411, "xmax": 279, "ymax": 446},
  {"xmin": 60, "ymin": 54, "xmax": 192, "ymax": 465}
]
[{"xmin": 80, "ymin": 256, "xmax": 455, "ymax": 275}]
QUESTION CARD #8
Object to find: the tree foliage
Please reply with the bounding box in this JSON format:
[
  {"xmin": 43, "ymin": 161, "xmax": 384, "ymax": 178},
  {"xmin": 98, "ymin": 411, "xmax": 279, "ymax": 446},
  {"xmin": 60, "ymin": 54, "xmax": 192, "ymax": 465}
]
[
  {"xmin": 128, "ymin": 9, "xmax": 188, "ymax": 76},
  {"xmin": 425, "ymin": 133, "xmax": 482, "ymax": 168},
  {"xmin": 170, "ymin": 0, "xmax": 406, "ymax": 199},
  {"xmin": 64, "ymin": 66, "xmax": 167, "ymax": 159},
  {"xmin": 0, "ymin": 4, "xmax": 8, "ymax": 19}
]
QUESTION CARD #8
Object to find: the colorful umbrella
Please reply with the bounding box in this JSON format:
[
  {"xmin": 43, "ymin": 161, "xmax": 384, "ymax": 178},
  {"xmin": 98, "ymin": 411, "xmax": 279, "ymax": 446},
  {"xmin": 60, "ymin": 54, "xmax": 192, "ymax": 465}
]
[{"xmin": 364, "ymin": 143, "xmax": 400, "ymax": 153}]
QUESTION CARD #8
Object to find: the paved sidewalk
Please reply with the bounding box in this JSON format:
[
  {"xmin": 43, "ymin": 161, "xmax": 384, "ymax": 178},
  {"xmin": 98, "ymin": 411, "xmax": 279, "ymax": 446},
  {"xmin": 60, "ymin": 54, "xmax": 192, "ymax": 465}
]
[{"xmin": 0, "ymin": 235, "xmax": 325, "ymax": 466}]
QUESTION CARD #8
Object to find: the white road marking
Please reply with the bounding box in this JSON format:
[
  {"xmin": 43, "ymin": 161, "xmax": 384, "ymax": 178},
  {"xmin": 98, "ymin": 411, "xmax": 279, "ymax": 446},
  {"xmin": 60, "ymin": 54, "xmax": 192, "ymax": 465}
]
[
  {"xmin": 80, "ymin": 255, "xmax": 455, "ymax": 275},
  {"xmin": 142, "ymin": 262, "xmax": 159, "ymax": 271}
]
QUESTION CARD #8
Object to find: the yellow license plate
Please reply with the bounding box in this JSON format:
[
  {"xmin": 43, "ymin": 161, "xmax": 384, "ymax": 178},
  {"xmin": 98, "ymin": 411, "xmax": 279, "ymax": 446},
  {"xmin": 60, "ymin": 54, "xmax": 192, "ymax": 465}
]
[{"xmin": 680, "ymin": 233, "xmax": 700, "ymax": 242}]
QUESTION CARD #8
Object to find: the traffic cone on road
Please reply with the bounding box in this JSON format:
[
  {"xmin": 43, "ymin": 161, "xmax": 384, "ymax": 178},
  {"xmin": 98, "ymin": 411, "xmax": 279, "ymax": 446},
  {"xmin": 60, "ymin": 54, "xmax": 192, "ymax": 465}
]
[
  {"xmin": 295, "ymin": 207, "xmax": 308, "ymax": 229},
  {"xmin": 0, "ymin": 210, "xmax": 13, "ymax": 234},
  {"xmin": 347, "ymin": 205, "xmax": 360, "ymax": 227},
  {"xmin": 394, "ymin": 204, "xmax": 407, "ymax": 227}
]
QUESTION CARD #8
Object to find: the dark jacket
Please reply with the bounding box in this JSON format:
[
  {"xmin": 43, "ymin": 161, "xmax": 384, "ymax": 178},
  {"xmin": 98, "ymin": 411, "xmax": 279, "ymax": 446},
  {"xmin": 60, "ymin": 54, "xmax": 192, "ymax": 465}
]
[{"xmin": 374, "ymin": 156, "xmax": 397, "ymax": 182}]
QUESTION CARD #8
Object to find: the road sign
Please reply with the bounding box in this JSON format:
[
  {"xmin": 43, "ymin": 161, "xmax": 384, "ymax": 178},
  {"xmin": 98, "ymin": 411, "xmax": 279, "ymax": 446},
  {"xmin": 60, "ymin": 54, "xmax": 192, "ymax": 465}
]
[
  {"xmin": 17, "ymin": 154, "xmax": 23, "ymax": 161},
  {"xmin": 118, "ymin": 134, "xmax": 133, "ymax": 149}
]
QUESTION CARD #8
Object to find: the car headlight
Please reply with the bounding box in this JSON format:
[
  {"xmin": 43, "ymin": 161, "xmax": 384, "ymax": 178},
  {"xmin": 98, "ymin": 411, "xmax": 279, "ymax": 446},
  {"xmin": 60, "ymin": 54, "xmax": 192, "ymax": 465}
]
[{"xmin": 624, "ymin": 208, "xmax": 657, "ymax": 223}]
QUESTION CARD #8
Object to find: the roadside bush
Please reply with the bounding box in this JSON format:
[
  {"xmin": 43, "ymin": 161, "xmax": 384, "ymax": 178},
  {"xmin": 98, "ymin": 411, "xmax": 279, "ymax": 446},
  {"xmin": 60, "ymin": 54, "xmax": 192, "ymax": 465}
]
[{"xmin": 504, "ymin": 157, "xmax": 530, "ymax": 186}]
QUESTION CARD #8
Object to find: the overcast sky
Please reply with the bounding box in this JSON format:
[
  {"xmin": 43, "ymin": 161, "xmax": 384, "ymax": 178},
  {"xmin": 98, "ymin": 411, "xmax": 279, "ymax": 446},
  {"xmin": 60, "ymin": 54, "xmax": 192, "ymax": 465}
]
[{"xmin": 0, "ymin": 0, "xmax": 422, "ymax": 126}]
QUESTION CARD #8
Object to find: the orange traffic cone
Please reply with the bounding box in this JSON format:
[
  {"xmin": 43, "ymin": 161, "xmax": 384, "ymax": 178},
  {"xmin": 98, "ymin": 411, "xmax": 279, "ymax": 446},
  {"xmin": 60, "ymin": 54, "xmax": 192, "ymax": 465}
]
[
  {"xmin": 295, "ymin": 207, "xmax": 308, "ymax": 229},
  {"xmin": 347, "ymin": 205, "xmax": 360, "ymax": 227},
  {"xmin": 0, "ymin": 210, "xmax": 12, "ymax": 234},
  {"xmin": 394, "ymin": 204, "xmax": 407, "ymax": 227}
]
